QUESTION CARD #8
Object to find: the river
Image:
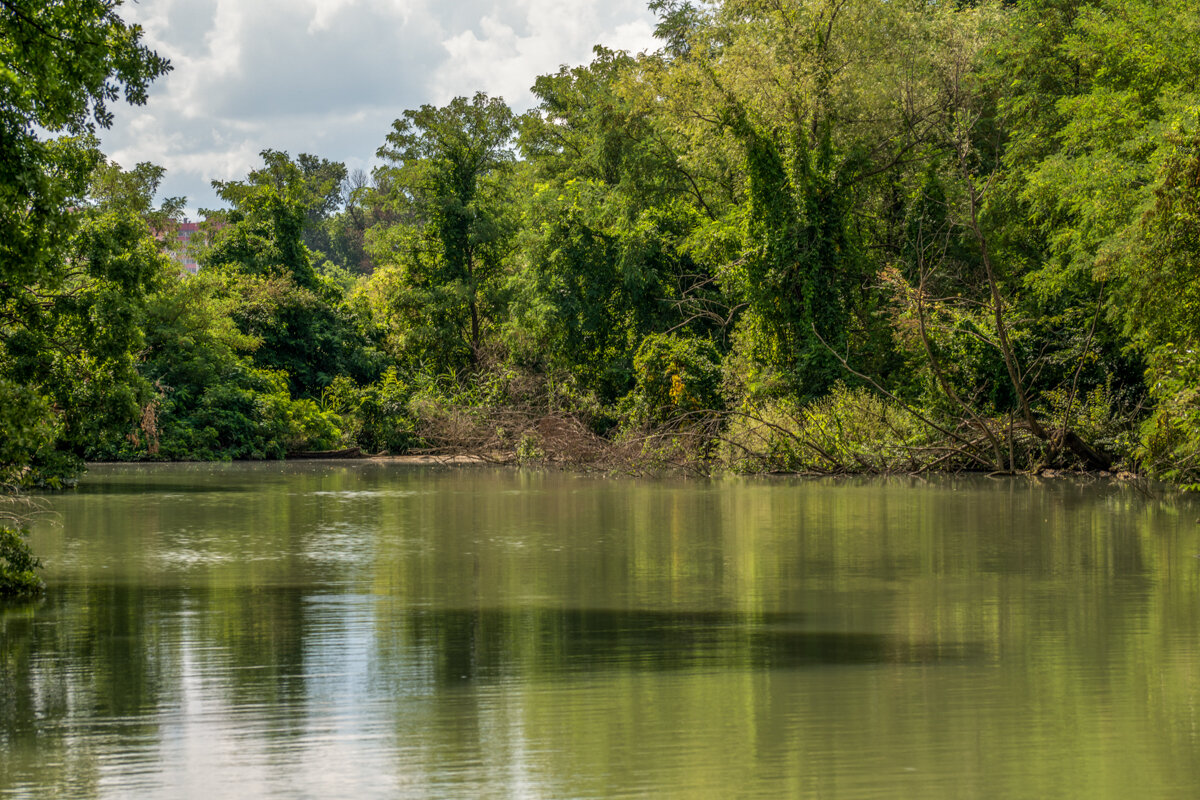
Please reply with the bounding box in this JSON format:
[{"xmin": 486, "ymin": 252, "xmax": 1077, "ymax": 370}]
[{"xmin": 3, "ymin": 462, "xmax": 1199, "ymax": 798}]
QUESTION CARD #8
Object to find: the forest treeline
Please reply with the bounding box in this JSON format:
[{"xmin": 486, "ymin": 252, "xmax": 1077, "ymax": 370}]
[{"xmin": 4, "ymin": 0, "xmax": 1200, "ymax": 500}]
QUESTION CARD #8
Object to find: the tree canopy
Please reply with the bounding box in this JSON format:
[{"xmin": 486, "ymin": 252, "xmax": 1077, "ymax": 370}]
[
  {"xmin": 1, "ymin": 0, "xmax": 170, "ymax": 488},
  {"xmin": 5, "ymin": 0, "xmax": 1200, "ymax": 489}
]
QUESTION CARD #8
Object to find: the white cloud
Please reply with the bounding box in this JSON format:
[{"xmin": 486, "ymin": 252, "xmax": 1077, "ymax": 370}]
[
  {"xmin": 307, "ymin": 0, "xmax": 359, "ymax": 33},
  {"xmin": 101, "ymin": 0, "xmax": 659, "ymax": 217},
  {"xmin": 434, "ymin": 0, "xmax": 657, "ymax": 106}
]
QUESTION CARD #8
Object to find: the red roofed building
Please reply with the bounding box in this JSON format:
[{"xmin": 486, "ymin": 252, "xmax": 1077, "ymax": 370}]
[{"xmin": 160, "ymin": 218, "xmax": 225, "ymax": 274}]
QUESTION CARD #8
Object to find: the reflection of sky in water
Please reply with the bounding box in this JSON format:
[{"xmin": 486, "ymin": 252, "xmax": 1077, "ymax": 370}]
[{"xmin": 153, "ymin": 595, "xmax": 400, "ymax": 799}]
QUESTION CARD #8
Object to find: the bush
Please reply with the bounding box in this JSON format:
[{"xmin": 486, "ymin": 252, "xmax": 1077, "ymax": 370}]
[
  {"xmin": 0, "ymin": 379, "xmax": 68, "ymax": 489},
  {"xmin": 1, "ymin": 526, "xmax": 43, "ymax": 598},
  {"xmin": 1139, "ymin": 348, "xmax": 1200, "ymax": 489},
  {"xmin": 628, "ymin": 333, "xmax": 723, "ymax": 424},
  {"xmin": 321, "ymin": 368, "xmax": 418, "ymax": 454},
  {"xmin": 282, "ymin": 397, "xmax": 344, "ymax": 453},
  {"xmin": 723, "ymin": 384, "xmax": 932, "ymax": 474},
  {"xmin": 1039, "ymin": 378, "xmax": 1136, "ymax": 468}
]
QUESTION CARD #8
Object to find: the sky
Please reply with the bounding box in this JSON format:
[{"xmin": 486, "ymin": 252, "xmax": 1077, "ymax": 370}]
[{"xmin": 103, "ymin": 0, "xmax": 661, "ymax": 218}]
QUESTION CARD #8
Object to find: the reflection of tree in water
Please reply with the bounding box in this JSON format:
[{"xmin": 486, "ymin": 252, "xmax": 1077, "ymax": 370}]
[
  {"xmin": 0, "ymin": 585, "xmax": 177, "ymax": 797},
  {"xmin": 190, "ymin": 585, "xmax": 311, "ymax": 708},
  {"xmin": 1, "ymin": 603, "xmax": 42, "ymax": 741},
  {"xmin": 386, "ymin": 608, "xmax": 976, "ymax": 688},
  {"xmin": 0, "ymin": 583, "xmax": 318, "ymax": 790},
  {"xmin": 2, "ymin": 585, "xmax": 175, "ymax": 721}
]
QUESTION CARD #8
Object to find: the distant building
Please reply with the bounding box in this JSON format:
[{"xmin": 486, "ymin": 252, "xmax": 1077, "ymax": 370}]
[{"xmin": 161, "ymin": 218, "xmax": 225, "ymax": 274}]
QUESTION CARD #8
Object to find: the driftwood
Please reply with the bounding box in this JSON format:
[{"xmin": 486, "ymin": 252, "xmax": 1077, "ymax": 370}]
[{"xmin": 290, "ymin": 446, "xmax": 363, "ymax": 459}]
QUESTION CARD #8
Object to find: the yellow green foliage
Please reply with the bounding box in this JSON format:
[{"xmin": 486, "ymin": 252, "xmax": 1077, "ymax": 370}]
[{"xmin": 724, "ymin": 384, "xmax": 931, "ymax": 474}]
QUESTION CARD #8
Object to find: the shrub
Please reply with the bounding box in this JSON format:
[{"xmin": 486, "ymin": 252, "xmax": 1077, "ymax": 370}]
[
  {"xmin": 1, "ymin": 526, "xmax": 43, "ymax": 598},
  {"xmin": 322, "ymin": 368, "xmax": 418, "ymax": 454},
  {"xmin": 1039, "ymin": 378, "xmax": 1136, "ymax": 468},
  {"xmin": 283, "ymin": 398, "xmax": 344, "ymax": 453},
  {"xmin": 0, "ymin": 379, "xmax": 68, "ymax": 488},
  {"xmin": 1139, "ymin": 348, "xmax": 1200, "ymax": 489},
  {"xmin": 629, "ymin": 333, "xmax": 723, "ymax": 424},
  {"xmin": 723, "ymin": 384, "xmax": 932, "ymax": 474}
]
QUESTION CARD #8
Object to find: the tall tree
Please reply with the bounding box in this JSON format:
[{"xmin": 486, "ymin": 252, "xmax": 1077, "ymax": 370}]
[
  {"xmin": 1, "ymin": 0, "xmax": 170, "ymax": 486},
  {"xmin": 647, "ymin": 0, "xmax": 928, "ymax": 397},
  {"xmin": 213, "ymin": 149, "xmax": 347, "ymax": 261},
  {"xmin": 203, "ymin": 151, "xmax": 384, "ymax": 399},
  {"xmin": 512, "ymin": 48, "xmax": 717, "ymax": 401},
  {"xmin": 369, "ymin": 92, "xmax": 516, "ymax": 371},
  {"xmin": 984, "ymin": 0, "xmax": 1200, "ymax": 472}
]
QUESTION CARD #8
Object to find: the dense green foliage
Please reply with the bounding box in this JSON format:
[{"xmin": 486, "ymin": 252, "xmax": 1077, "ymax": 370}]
[
  {"xmin": 0, "ymin": 525, "xmax": 41, "ymax": 597},
  {"xmin": 5, "ymin": 0, "xmax": 1200, "ymax": 487},
  {"xmin": 1, "ymin": 0, "xmax": 170, "ymax": 488}
]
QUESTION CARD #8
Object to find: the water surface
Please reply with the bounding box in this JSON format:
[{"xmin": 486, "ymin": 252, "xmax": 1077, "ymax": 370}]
[{"xmin": 3, "ymin": 463, "xmax": 1199, "ymax": 798}]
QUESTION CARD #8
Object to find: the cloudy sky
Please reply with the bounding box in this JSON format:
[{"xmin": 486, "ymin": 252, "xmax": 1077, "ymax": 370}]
[{"xmin": 103, "ymin": 0, "xmax": 660, "ymax": 217}]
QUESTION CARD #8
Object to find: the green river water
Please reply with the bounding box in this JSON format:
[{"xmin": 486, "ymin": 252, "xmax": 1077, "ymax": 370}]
[{"xmin": 2, "ymin": 462, "xmax": 1199, "ymax": 799}]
